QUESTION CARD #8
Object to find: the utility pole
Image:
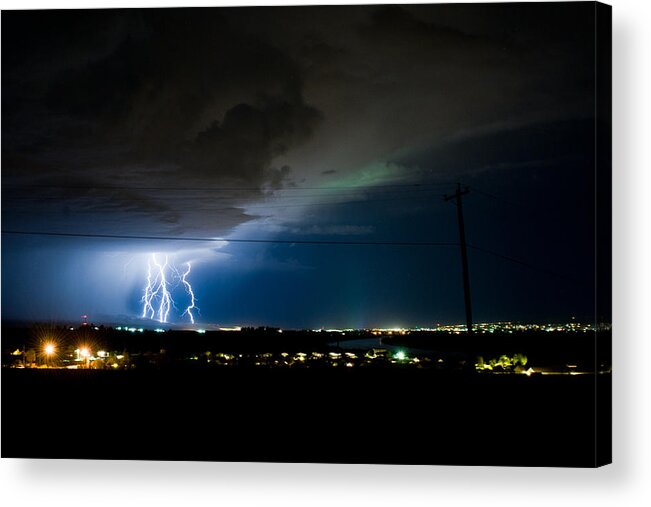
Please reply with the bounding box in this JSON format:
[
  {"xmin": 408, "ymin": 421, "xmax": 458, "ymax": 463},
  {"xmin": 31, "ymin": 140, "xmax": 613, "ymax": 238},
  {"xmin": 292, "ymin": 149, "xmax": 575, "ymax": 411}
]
[{"xmin": 444, "ymin": 183, "xmax": 473, "ymax": 335}]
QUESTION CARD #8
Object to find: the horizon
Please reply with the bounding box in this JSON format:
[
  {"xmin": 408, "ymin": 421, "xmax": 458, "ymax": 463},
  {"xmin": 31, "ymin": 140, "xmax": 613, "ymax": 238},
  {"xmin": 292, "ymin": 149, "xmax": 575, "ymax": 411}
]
[{"xmin": 0, "ymin": 317, "xmax": 605, "ymax": 332}]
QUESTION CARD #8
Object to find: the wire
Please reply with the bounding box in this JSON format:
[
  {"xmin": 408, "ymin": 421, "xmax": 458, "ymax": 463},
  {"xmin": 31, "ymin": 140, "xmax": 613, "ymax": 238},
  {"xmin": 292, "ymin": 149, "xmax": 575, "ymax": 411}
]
[
  {"xmin": 2, "ymin": 193, "xmax": 444, "ymax": 212},
  {"xmin": 466, "ymin": 244, "xmax": 590, "ymax": 287},
  {"xmin": 468, "ymin": 184, "xmax": 555, "ymax": 222},
  {"xmin": 1, "ymin": 178, "xmax": 585, "ymax": 285},
  {"xmin": 1, "ymin": 229, "xmax": 591, "ymax": 286},
  {"xmin": 2, "ymin": 181, "xmax": 456, "ymax": 192},
  {"xmin": 0, "ymin": 230, "xmax": 460, "ymax": 247},
  {"xmin": 1, "ymin": 186, "xmax": 449, "ymax": 202},
  {"xmin": 468, "ymin": 185, "xmax": 524, "ymax": 208}
]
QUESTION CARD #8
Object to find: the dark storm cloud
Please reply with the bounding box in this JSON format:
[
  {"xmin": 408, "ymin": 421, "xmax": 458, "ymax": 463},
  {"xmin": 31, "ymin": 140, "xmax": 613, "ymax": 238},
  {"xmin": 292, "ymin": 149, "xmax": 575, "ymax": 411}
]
[
  {"xmin": 2, "ymin": 8, "xmax": 322, "ymax": 237},
  {"xmin": 263, "ymin": 4, "xmax": 594, "ymax": 188},
  {"xmin": 2, "ymin": 4, "xmax": 595, "ymax": 239},
  {"xmin": 359, "ymin": 5, "xmax": 499, "ymax": 52},
  {"xmin": 186, "ymin": 100, "xmax": 320, "ymax": 183},
  {"xmin": 397, "ymin": 119, "xmax": 595, "ymax": 180}
]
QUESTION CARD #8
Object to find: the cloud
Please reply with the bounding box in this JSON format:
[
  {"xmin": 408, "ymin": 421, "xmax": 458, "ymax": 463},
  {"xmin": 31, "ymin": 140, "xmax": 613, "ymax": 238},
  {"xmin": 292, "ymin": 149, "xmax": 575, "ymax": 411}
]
[
  {"xmin": 265, "ymin": 224, "xmax": 375, "ymax": 236},
  {"xmin": 271, "ymin": 4, "xmax": 594, "ymax": 188},
  {"xmin": 2, "ymin": 8, "xmax": 324, "ymax": 239},
  {"xmin": 2, "ymin": 4, "xmax": 596, "ymax": 242},
  {"xmin": 184, "ymin": 99, "xmax": 321, "ymax": 185}
]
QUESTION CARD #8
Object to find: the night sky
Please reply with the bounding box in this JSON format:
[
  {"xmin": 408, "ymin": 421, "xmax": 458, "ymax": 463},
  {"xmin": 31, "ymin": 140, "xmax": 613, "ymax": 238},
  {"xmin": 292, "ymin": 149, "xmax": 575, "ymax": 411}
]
[{"xmin": 1, "ymin": 4, "xmax": 600, "ymax": 328}]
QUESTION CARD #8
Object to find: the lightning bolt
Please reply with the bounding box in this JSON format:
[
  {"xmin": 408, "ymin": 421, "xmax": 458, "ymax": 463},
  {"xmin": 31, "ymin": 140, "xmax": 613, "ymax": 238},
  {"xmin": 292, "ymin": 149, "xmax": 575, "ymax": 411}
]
[
  {"xmin": 141, "ymin": 258, "xmax": 155, "ymax": 319},
  {"xmin": 180, "ymin": 262, "xmax": 198, "ymax": 324},
  {"xmin": 141, "ymin": 253, "xmax": 172, "ymax": 323},
  {"xmin": 154, "ymin": 254, "xmax": 172, "ymax": 323},
  {"xmin": 141, "ymin": 254, "xmax": 198, "ymax": 324}
]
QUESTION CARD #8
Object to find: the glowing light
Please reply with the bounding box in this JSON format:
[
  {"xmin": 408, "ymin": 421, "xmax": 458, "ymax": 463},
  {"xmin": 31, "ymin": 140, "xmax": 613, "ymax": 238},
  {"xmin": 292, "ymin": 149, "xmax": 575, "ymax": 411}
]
[
  {"xmin": 142, "ymin": 259, "xmax": 155, "ymax": 319},
  {"xmin": 154, "ymin": 254, "xmax": 172, "ymax": 323},
  {"xmin": 394, "ymin": 351, "xmax": 406, "ymax": 361},
  {"xmin": 141, "ymin": 253, "xmax": 172, "ymax": 323},
  {"xmin": 44, "ymin": 343, "xmax": 55, "ymax": 356},
  {"xmin": 80, "ymin": 347, "xmax": 90, "ymax": 358},
  {"xmin": 180, "ymin": 262, "xmax": 198, "ymax": 324},
  {"xmin": 142, "ymin": 254, "xmax": 198, "ymax": 324}
]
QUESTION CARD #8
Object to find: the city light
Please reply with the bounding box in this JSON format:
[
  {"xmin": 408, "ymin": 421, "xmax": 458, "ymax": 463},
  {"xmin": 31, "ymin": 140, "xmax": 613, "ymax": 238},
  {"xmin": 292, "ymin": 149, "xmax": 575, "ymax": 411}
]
[{"xmin": 6, "ymin": 321, "xmax": 607, "ymax": 375}]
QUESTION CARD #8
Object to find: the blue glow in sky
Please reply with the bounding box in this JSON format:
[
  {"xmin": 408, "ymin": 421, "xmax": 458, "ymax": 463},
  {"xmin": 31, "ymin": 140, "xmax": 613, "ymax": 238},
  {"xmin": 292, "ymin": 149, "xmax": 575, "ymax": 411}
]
[{"xmin": 1, "ymin": 5, "xmax": 605, "ymax": 328}]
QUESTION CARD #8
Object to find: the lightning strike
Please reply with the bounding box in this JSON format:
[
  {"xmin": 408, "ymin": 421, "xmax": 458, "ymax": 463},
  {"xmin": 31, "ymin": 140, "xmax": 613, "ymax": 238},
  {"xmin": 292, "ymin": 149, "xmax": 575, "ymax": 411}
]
[
  {"xmin": 142, "ymin": 259, "xmax": 155, "ymax": 319},
  {"xmin": 141, "ymin": 253, "xmax": 172, "ymax": 323},
  {"xmin": 141, "ymin": 254, "xmax": 198, "ymax": 324},
  {"xmin": 153, "ymin": 254, "xmax": 172, "ymax": 323},
  {"xmin": 180, "ymin": 262, "xmax": 198, "ymax": 324}
]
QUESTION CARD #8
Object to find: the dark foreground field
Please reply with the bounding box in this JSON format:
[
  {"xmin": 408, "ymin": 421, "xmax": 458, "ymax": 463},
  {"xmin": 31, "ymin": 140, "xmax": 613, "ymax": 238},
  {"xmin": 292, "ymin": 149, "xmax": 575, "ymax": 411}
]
[{"xmin": 2, "ymin": 368, "xmax": 610, "ymax": 467}]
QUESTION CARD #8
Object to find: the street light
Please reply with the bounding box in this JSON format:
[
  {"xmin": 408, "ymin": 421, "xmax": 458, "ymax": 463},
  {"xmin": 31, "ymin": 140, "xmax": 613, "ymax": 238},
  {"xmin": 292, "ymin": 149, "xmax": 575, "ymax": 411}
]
[
  {"xmin": 79, "ymin": 347, "xmax": 91, "ymax": 368},
  {"xmin": 43, "ymin": 342, "xmax": 55, "ymax": 367}
]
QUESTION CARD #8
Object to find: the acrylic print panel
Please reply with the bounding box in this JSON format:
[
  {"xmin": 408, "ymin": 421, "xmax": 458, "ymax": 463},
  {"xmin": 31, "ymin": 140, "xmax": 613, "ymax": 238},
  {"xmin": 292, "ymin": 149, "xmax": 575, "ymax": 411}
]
[{"xmin": 1, "ymin": 2, "xmax": 611, "ymax": 467}]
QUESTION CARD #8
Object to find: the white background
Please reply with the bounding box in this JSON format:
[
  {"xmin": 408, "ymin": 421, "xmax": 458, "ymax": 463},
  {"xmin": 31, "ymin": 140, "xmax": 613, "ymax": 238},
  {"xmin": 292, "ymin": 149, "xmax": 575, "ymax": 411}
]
[{"xmin": 1, "ymin": 0, "xmax": 649, "ymax": 505}]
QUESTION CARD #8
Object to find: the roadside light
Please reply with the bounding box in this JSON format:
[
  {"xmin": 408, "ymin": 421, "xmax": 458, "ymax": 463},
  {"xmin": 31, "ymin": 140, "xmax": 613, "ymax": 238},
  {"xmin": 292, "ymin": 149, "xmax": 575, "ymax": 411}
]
[
  {"xmin": 44, "ymin": 343, "xmax": 55, "ymax": 356},
  {"xmin": 80, "ymin": 347, "xmax": 91, "ymax": 358},
  {"xmin": 394, "ymin": 350, "xmax": 406, "ymax": 361}
]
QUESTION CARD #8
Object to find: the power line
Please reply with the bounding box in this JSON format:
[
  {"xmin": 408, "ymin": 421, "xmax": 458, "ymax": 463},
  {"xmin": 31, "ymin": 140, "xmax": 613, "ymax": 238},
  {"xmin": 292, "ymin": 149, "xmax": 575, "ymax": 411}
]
[
  {"xmin": 468, "ymin": 184, "xmax": 555, "ymax": 222},
  {"xmin": 467, "ymin": 183, "xmax": 573, "ymax": 249},
  {"xmin": 2, "ymin": 181, "xmax": 456, "ymax": 192},
  {"xmin": 466, "ymin": 244, "xmax": 590, "ymax": 287},
  {"xmin": 468, "ymin": 185, "xmax": 523, "ymax": 208},
  {"xmin": 1, "ymin": 228, "xmax": 589, "ymax": 286},
  {"xmin": 2, "ymin": 186, "xmax": 449, "ymax": 202},
  {"xmin": 451, "ymin": 186, "xmax": 588, "ymax": 285},
  {"xmin": 2, "ymin": 193, "xmax": 445, "ymax": 212},
  {"xmin": 0, "ymin": 230, "xmax": 460, "ymax": 247}
]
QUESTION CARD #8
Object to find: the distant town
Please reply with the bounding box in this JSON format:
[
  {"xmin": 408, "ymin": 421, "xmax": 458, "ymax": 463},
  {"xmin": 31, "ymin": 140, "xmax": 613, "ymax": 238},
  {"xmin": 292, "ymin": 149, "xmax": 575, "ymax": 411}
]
[{"xmin": 2, "ymin": 319, "xmax": 611, "ymax": 377}]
